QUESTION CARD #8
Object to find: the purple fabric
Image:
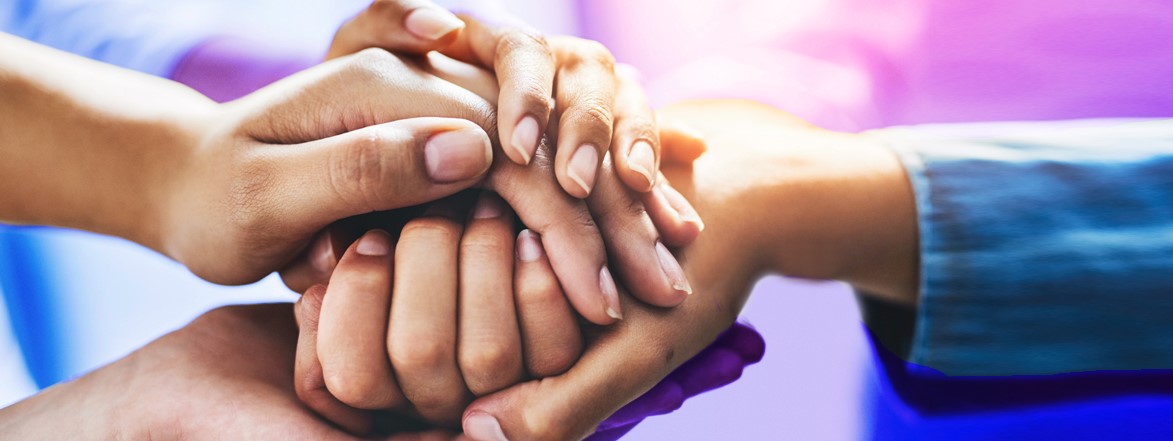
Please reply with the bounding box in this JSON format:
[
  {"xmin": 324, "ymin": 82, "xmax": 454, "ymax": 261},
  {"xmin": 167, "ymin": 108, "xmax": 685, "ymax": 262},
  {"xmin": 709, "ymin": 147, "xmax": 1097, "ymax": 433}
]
[{"xmin": 591, "ymin": 322, "xmax": 766, "ymax": 435}]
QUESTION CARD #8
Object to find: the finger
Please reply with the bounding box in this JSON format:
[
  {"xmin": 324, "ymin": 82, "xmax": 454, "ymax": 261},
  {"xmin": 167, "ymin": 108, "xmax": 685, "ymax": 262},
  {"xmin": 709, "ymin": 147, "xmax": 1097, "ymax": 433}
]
[
  {"xmin": 513, "ymin": 229, "xmax": 582, "ymax": 377},
  {"xmin": 486, "ymin": 146, "xmax": 622, "ymax": 326},
  {"xmin": 295, "ymin": 285, "xmax": 374, "ymax": 435},
  {"xmin": 437, "ymin": 17, "xmax": 555, "ymax": 166},
  {"xmin": 551, "ymin": 37, "xmax": 618, "ymax": 198},
  {"xmin": 587, "ymin": 156, "xmax": 692, "ymax": 307},
  {"xmin": 389, "ymin": 202, "xmax": 471, "ymax": 425},
  {"xmin": 268, "ymin": 117, "xmax": 491, "ymax": 232},
  {"xmin": 318, "ymin": 230, "xmax": 406, "ymax": 410},
  {"xmin": 282, "ymin": 226, "xmax": 364, "ymax": 293},
  {"xmin": 327, "ymin": 0, "xmax": 465, "ymax": 60},
  {"xmin": 641, "ymin": 173, "xmax": 704, "ymax": 247},
  {"xmin": 657, "ymin": 118, "xmax": 708, "ymax": 165},
  {"xmin": 609, "ymin": 64, "xmax": 659, "ymax": 193},
  {"xmin": 458, "ymin": 192, "xmax": 525, "ymax": 396},
  {"xmin": 462, "ymin": 290, "xmax": 742, "ymax": 441}
]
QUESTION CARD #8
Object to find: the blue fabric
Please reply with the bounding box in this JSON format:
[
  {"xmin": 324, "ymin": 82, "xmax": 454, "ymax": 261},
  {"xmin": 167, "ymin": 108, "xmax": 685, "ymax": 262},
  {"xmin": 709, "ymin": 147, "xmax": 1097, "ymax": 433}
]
[
  {"xmin": 871, "ymin": 119, "xmax": 1173, "ymax": 376},
  {"xmin": 0, "ymin": 0, "xmax": 205, "ymax": 77}
]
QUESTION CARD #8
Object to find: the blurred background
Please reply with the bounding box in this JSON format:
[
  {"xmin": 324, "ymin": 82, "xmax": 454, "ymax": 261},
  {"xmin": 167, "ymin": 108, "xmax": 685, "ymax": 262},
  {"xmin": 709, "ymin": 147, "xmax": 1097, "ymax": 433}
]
[{"xmin": 3, "ymin": 0, "xmax": 1173, "ymax": 439}]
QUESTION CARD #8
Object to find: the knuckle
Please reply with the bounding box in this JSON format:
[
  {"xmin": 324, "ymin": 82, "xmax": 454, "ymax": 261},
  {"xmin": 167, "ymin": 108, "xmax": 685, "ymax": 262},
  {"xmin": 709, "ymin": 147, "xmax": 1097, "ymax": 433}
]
[
  {"xmin": 497, "ymin": 29, "xmax": 552, "ymax": 59},
  {"xmin": 400, "ymin": 217, "xmax": 462, "ymax": 246},
  {"xmin": 460, "ymin": 230, "xmax": 511, "ymax": 259},
  {"xmin": 328, "ymin": 130, "xmax": 400, "ymax": 212},
  {"xmin": 323, "ymin": 369, "xmax": 386, "ymax": 409},
  {"xmin": 568, "ymin": 98, "xmax": 615, "ymax": 134},
  {"xmin": 368, "ymin": 0, "xmax": 410, "ymax": 19},
  {"xmin": 527, "ymin": 344, "xmax": 579, "ymax": 378},
  {"xmin": 389, "ymin": 335, "xmax": 452, "ymax": 377},
  {"xmin": 516, "ymin": 274, "xmax": 563, "ymax": 309},
  {"xmin": 459, "ymin": 340, "xmax": 522, "ymax": 394},
  {"xmin": 345, "ymin": 47, "xmax": 404, "ymax": 78}
]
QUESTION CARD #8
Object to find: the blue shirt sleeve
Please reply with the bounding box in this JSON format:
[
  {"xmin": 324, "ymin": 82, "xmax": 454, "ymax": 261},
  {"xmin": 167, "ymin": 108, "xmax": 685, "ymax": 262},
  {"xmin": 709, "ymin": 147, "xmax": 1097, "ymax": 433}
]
[
  {"xmin": 868, "ymin": 119, "xmax": 1173, "ymax": 376},
  {"xmin": 1, "ymin": 0, "xmax": 206, "ymax": 77}
]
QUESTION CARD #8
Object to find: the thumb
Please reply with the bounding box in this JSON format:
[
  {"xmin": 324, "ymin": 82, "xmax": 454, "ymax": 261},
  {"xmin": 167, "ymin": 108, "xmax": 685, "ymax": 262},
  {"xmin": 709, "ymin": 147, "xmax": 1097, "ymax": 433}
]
[
  {"xmin": 272, "ymin": 117, "xmax": 492, "ymax": 230},
  {"xmin": 459, "ymin": 309, "xmax": 717, "ymax": 441},
  {"xmin": 328, "ymin": 0, "xmax": 465, "ymax": 60}
]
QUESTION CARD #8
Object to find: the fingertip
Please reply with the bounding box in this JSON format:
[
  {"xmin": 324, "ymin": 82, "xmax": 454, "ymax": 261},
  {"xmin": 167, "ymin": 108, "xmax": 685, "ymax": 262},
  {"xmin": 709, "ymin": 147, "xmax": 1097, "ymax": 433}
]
[
  {"xmin": 563, "ymin": 144, "xmax": 600, "ymax": 198},
  {"xmin": 506, "ymin": 115, "xmax": 541, "ymax": 166},
  {"xmin": 404, "ymin": 7, "xmax": 466, "ymax": 42}
]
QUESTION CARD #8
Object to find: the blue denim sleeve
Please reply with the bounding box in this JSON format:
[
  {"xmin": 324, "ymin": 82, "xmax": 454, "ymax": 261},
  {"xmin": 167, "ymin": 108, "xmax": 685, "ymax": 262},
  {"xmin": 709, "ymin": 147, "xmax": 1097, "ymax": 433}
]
[{"xmin": 867, "ymin": 119, "xmax": 1173, "ymax": 376}]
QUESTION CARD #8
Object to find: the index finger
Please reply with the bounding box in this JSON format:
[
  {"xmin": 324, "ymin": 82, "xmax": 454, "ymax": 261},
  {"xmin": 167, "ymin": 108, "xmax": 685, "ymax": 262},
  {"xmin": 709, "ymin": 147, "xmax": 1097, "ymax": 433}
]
[{"xmin": 440, "ymin": 16, "xmax": 556, "ymax": 167}]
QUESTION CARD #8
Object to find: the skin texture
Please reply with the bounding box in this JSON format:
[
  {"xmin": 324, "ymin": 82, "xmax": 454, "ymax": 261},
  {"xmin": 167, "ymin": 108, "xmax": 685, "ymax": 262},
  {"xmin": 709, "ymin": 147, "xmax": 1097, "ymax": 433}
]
[
  {"xmin": 329, "ymin": 0, "xmax": 666, "ymax": 197},
  {"xmin": 453, "ymin": 100, "xmax": 918, "ymax": 440},
  {"xmin": 0, "ymin": 32, "xmax": 695, "ymax": 329},
  {"xmin": 290, "ymin": 100, "xmax": 917, "ymax": 440}
]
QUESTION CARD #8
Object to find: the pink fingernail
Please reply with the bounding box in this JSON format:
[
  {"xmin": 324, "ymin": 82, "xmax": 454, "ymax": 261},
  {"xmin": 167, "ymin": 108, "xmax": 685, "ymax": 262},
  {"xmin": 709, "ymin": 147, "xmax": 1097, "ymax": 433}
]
[
  {"xmin": 425, "ymin": 128, "xmax": 492, "ymax": 183},
  {"xmin": 627, "ymin": 141, "xmax": 656, "ymax": 189},
  {"xmin": 516, "ymin": 230, "xmax": 544, "ymax": 262},
  {"xmin": 464, "ymin": 411, "xmax": 510, "ymax": 441},
  {"xmin": 568, "ymin": 144, "xmax": 599, "ymax": 196},
  {"xmin": 655, "ymin": 241, "xmax": 692, "ymax": 296},
  {"xmin": 600, "ymin": 266, "xmax": 623, "ymax": 320},
  {"xmin": 473, "ymin": 192, "xmax": 505, "ymax": 219},
  {"xmin": 510, "ymin": 116, "xmax": 539, "ymax": 165},
  {"xmin": 355, "ymin": 230, "xmax": 391, "ymax": 256},
  {"xmin": 405, "ymin": 8, "xmax": 465, "ymax": 40},
  {"xmin": 310, "ymin": 231, "xmax": 336, "ymax": 273}
]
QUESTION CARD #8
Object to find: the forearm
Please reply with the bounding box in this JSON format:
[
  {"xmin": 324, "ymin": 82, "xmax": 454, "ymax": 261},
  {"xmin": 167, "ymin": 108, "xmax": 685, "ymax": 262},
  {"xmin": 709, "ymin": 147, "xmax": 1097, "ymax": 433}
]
[{"xmin": 0, "ymin": 33, "xmax": 216, "ymax": 250}]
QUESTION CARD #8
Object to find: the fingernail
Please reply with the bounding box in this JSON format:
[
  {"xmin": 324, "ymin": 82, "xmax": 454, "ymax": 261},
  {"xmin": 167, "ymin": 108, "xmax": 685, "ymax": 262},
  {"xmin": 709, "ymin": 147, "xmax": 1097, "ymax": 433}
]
[
  {"xmin": 516, "ymin": 230, "xmax": 543, "ymax": 262},
  {"xmin": 474, "ymin": 193, "xmax": 505, "ymax": 219},
  {"xmin": 425, "ymin": 128, "xmax": 491, "ymax": 183},
  {"xmin": 568, "ymin": 144, "xmax": 599, "ymax": 196},
  {"xmin": 510, "ymin": 116, "xmax": 539, "ymax": 165},
  {"xmin": 464, "ymin": 411, "xmax": 510, "ymax": 441},
  {"xmin": 356, "ymin": 230, "xmax": 391, "ymax": 256},
  {"xmin": 655, "ymin": 242, "xmax": 692, "ymax": 295},
  {"xmin": 600, "ymin": 266, "xmax": 623, "ymax": 320},
  {"xmin": 310, "ymin": 231, "xmax": 336, "ymax": 273},
  {"xmin": 627, "ymin": 141, "xmax": 656, "ymax": 189},
  {"xmin": 405, "ymin": 8, "xmax": 465, "ymax": 41},
  {"xmin": 661, "ymin": 184, "xmax": 705, "ymax": 231}
]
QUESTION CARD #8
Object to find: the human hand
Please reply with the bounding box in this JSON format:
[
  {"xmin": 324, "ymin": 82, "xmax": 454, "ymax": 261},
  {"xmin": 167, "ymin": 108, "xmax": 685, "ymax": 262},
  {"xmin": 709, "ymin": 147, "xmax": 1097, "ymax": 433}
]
[
  {"xmin": 279, "ymin": 52, "xmax": 704, "ymax": 325},
  {"xmin": 0, "ymin": 304, "xmax": 468, "ymax": 440},
  {"xmin": 450, "ymin": 99, "xmax": 914, "ymax": 440},
  {"xmin": 329, "ymin": 1, "xmax": 666, "ymax": 197},
  {"xmin": 292, "ymin": 192, "xmax": 583, "ymax": 431}
]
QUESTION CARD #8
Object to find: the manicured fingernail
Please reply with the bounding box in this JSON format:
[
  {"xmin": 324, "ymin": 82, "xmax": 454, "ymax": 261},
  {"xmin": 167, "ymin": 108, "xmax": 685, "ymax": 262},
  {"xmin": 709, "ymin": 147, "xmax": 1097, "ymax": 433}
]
[
  {"xmin": 464, "ymin": 411, "xmax": 509, "ymax": 441},
  {"xmin": 568, "ymin": 144, "xmax": 599, "ymax": 196},
  {"xmin": 510, "ymin": 116, "xmax": 539, "ymax": 165},
  {"xmin": 474, "ymin": 193, "xmax": 505, "ymax": 219},
  {"xmin": 600, "ymin": 266, "xmax": 623, "ymax": 320},
  {"xmin": 425, "ymin": 128, "xmax": 491, "ymax": 183},
  {"xmin": 516, "ymin": 230, "xmax": 543, "ymax": 262},
  {"xmin": 405, "ymin": 8, "xmax": 465, "ymax": 40},
  {"xmin": 356, "ymin": 230, "xmax": 390, "ymax": 256},
  {"xmin": 655, "ymin": 241, "xmax": 692, "ymax": 295},
  {"xmin": 661, "ymin": 183, "xmax": 705, "ymax": 231},
  {"xmin": 627, "ymin": 141, "xmax": 656, "ymax": 189}
]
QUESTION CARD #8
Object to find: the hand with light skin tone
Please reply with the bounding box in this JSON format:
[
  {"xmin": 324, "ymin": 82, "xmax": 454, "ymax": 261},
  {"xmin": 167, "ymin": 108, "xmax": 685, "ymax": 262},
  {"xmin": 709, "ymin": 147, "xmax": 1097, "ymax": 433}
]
[
  {"xmin": 0, "ymin": 31, "xmax": 697, "ymax": 329},
  {"xmin": 329, "ymin": 0, "xmax": 666, "ymax": 197},
  {"xmin": 292, "ymin": 191, "xmax": 764, "ymax": 437},
  {"xmin": 448, "ymin": 99, "xmax": 918, "ymax": 440},
  {"xmin": 0, "ymin": 303, "xmax": 474, "ymax": 440},
  {"xmin": 291, "ymin": 99, "xmax": 917, "ymax": 440}
]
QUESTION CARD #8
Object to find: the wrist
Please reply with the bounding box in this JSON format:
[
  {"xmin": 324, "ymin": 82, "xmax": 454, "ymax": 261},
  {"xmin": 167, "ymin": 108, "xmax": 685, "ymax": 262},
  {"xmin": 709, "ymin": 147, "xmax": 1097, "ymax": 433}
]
[{"xmin": 754, "ymin": 131, "xmax": 918, "ymax": 302}]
